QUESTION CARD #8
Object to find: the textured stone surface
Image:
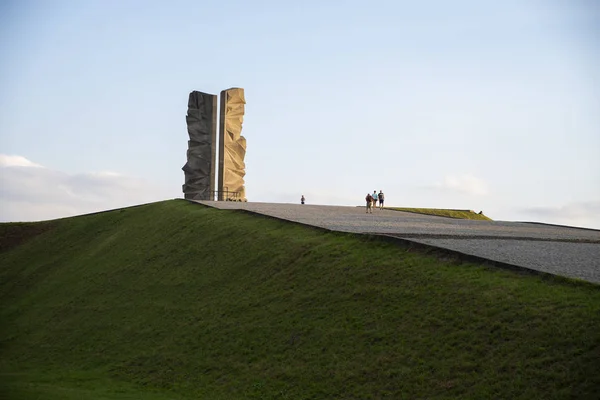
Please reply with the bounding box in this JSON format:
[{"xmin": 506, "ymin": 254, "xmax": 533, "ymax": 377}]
[
  {"xmin": 407, "ymin": 237, "xmax": 600, "ymax": 283},
  {"xmin": 182, "ymin": 91, "xmax": 217, "ymax": 200},
  {"xmin": 193, "ymin": 201, "xmax": 600, "ymax": 283},
  {"xmin": 218, "ymin": 88, "xmax": 246, "ymax": 201}
]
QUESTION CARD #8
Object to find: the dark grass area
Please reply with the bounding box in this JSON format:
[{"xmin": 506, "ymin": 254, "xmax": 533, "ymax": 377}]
[
  {"xmin": 1, "ymin": 199, "xmax": 599, "ymax": 399},
  {"xmin": 0, "ymin": 221, "xmax": 56, "ymax": 253}
]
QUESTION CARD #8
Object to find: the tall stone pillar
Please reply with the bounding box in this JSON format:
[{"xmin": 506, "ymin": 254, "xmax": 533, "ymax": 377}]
[
  {"xmin": 218, "ymin": 88, "xmax": 246, "ymax": 201},
  {"xmin": 182, "ymin": 91, "xmax": 218, "ymax": 200}
]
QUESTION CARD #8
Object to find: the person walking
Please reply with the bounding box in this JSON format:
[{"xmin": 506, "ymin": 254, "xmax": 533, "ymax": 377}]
[
  {"xmin": 378, "ymin": 190, "xmax": 385, "ymax": 209},
  {"xmin": 365, "ymin": 193, "xmax": 373, "ymax": 213},
  {"xmin": 301, "ymin": 195, "xmax": 305, "ymax": 205}
]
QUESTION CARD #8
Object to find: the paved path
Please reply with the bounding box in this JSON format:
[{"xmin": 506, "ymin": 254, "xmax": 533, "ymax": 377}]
[{"xmin": 194, "ymin": 201, "xmax": 600, "ymax": 284}]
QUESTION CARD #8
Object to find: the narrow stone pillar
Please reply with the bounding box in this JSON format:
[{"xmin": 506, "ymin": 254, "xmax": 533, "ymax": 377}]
[
  {"xmin": 218, "ymin": 88, "xmax": 246, "ymax": 201},
  {"xmin": 182, "ymin": 91, "xmax": 218, "ymax": 200}
]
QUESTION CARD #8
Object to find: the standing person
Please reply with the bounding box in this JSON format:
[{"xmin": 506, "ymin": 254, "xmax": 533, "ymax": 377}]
[
  {"xmin": 301, "ymin": 195, "xmax": 305, "ymax": 205},
  {"xmin": 372, "ymin": 191, "xmax": 378, "ymax": 209},
  {"xmin": 365, "ymin": 193, "xmax": 373, "ymax": 213},
  {"xmin": 378, "ymin": 190, "xmax": 385, "ymax": 209}
]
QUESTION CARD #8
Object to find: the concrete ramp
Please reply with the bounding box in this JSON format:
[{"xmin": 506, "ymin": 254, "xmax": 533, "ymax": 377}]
[{"xmin": 194, "ymin": 201, "xmax": 600, "ymax": 284}]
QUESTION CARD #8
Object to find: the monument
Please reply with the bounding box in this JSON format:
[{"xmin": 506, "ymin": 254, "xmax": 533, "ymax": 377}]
[
  {"xmin": 218, "ymin": 88, "xmax": 247, "ymax": 201},
  {"xmin": 182, "ymin": 91, "xmax": 218, "ymax": 200}
]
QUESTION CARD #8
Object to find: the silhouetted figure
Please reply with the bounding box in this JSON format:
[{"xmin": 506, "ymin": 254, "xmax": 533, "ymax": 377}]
[{"xmin": 366, "ymin": 193, "xmax": 373, "ymax": 213}]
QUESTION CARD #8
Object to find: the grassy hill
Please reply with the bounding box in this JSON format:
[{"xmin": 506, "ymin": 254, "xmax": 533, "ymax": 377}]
[
  {"xmin": 1, "ymin": 199, "xmax": 599, "ymax": 399},
  {"xmin": 386, "ymin": 208, "xmax": 492, "ymax": 221}
]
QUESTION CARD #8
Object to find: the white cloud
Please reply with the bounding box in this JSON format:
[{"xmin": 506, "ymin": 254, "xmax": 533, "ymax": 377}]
[
  {"xmin": 0, "ymin": 154, "xmax": 43, "ymax": 168},
  {"xmin": 431, "ymin": 174, "xmax": 489, "ymax": 196},
  {"xmin": 0, "ymin": 155, "xmax": 175, "ymax": 222},
  {"xmin": 519, "ymin": 201, "xmax": 600, "ymax": 229},
  {"xmin": 88, "ymin": 171, "xmax": 123, "ymax": 177}
]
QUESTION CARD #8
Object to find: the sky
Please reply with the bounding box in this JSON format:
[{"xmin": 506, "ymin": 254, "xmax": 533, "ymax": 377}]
[{"xmin": 1, "ymin": 0, "xmax": 599, "ymax": 228}]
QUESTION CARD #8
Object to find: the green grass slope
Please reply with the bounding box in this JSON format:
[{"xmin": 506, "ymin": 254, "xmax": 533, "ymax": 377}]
[
  {"xmin": 386, "ymin": 207, "xmax": 492, "ymax": 221},
  {"xmin": 1, "ymin": 200, "xmax": 599, "ymax": 399}
]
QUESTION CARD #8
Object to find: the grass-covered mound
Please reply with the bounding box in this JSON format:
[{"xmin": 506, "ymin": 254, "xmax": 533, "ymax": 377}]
[
  {"xmin": 1, "ymin": 199, "xmax": 598, "ymax": 399},
  {"xmin": 387, "ymin": 207, "xmax": 492, "ymax": 220}
]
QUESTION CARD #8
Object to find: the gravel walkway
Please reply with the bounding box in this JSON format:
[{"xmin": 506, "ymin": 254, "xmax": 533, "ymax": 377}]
[{"xmin": 194, "ymin": 201, "xmax": 600, "ymax": 284}]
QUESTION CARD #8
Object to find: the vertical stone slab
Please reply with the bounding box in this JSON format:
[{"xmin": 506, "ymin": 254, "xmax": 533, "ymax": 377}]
[
  {"xmin": 182, "ymin": 91, "xmax": 217, "ymax": 200},
  {"xmin": 218, "ymin": 88, "xmax": 246, "ymax": 201}
]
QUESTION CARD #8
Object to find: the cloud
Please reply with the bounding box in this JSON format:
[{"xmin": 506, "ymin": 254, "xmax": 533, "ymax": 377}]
[
  {"xmin": 0, "ymin": 154, "xmax": 43, "ymax": 167},
  {"xmin": 431, "ymin": 174, "xmax": 489, "ymax": 196},
  {"xmin": 0, "ymin": 155, "xmax": 175, "ymax": 222},
  {"xmin": 519, "ymin": 201, "xmax": 600, "ymax": 229}
]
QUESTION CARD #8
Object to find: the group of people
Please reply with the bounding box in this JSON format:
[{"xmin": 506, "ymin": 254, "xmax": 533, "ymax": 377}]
[
  {"xmin": 365, "ymin": 190, "xmax": 384, "ymax": 213},
  {"xmin": 300, "ymin": 192, "xmax": 384, "ymax": 212}
]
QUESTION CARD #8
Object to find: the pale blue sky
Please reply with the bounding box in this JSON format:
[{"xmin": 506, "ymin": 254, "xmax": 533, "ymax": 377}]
[{"xmin": 1, "ymin": 0, "xmax": 599, "ymax": 227}]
